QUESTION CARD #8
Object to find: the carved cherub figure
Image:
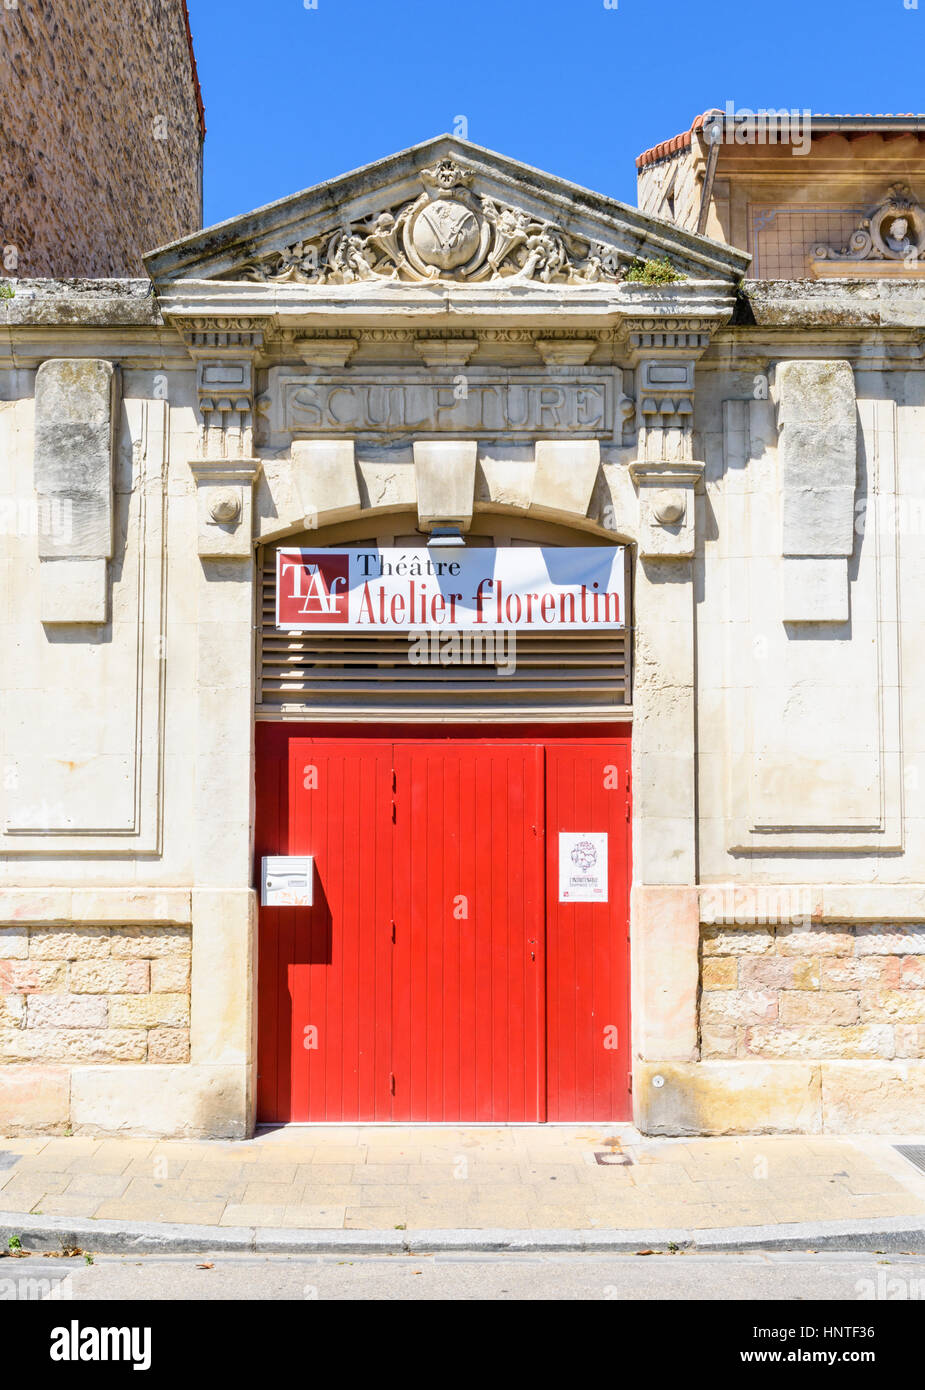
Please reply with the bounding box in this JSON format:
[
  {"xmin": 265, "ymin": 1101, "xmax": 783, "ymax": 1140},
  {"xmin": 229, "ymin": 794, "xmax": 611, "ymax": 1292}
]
[
  {"xmin": 520, "ymin": 226, "xmax": 568, "ymax": 283},
  {"xmin": 327, "ymin": 228, "xmax": 377, "ymax": 283},
  {"xmin": 885, "ymin": 215, "xmax": 914, "ymax": 256}
]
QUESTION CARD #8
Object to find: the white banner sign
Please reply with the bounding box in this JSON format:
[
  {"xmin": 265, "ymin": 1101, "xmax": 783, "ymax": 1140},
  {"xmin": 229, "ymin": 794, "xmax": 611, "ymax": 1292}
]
[
  {"xmin": 558, "ymin": 832, "xmax": 609, "ymax": 903},
  {"xmin": 276, "ymin": 546, "xmax": 625, "ymax": 632}
]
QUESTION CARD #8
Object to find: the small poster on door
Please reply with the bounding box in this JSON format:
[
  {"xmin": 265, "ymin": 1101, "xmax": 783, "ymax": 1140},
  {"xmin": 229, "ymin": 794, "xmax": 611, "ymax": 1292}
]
[{"xmin": 559, "ymin": 832, "xmax": 608, "ymax": 903}]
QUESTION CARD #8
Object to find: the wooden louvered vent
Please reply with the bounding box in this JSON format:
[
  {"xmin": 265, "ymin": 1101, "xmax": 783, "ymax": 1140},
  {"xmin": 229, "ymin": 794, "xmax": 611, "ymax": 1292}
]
[{"xmin": 256, "ymin": 530, "xmax": 631, "ymax": 718}]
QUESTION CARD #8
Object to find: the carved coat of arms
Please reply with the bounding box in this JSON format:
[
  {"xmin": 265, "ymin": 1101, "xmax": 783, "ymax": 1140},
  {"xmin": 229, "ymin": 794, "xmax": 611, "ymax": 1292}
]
[{"xmin": 239, "ymin": 158, "xmax": 624, "ymax": 287}]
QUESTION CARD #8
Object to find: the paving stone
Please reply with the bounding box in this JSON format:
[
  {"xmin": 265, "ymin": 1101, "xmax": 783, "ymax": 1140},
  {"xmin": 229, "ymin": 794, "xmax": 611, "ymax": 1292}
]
[
  {"xmin": 241, "ymin": 1182, "xmax": 306, "ymax": 1206},
  {"xmin": 34, "ymin": 1193, "xmax": 105, "ymax": 1218},
  {"xmin": 220, "ymin": 1204, "xmax": 286, "ymax": 1227},
  {"xmin": 351, "ymin": 1164, "xmax": 411, "ymax": 1184},
  {"xmin": 281, "ymin": 1205, "xmax": 346, "ymax": 1228},
  {"xmin": 0, "ymin": 1188, "xmax": 61, "ymax": 1214},
  {"xmin": 351, "ymin": 1184, "xmax": 427, "ymax": 1207},
  {"xmin": 182, "ymin": 1180, "xmax": 248, "ymax": 1204},
  {"xmin": 122, "ymin": 1157, "xmax": 188, "ymax": 1180},
  {"xmin": 344, "ymin": 1207, "xmax": 408, "ymax": 1229},
  {"xmin": 63, "ymin": 1173, "xmax": 131, "ymax": 1198},
  {"xmin": 64, "ymin": 1152, "xmax": 134, "ymax": 1176},
  {"xmin": 0, "ymin": 1173, "xmax": 70, "ymax": 1199},
  {"xmin": 95, "ymin": 1199, "xmax": 226, "ymax": 1224}
]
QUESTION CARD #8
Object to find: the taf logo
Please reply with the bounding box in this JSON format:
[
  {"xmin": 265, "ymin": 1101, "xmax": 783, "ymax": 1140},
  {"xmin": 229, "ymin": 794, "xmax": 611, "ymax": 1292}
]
[{"xmin": 277, "ymin": 550, "xmax": 349, "ymax": 626}]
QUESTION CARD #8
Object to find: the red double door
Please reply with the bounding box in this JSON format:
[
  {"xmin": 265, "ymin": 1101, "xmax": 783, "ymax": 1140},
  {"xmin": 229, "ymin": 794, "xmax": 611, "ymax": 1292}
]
[{"xmin": 256, "ymin": 726, "xmax": 631, "ymax": 1123}]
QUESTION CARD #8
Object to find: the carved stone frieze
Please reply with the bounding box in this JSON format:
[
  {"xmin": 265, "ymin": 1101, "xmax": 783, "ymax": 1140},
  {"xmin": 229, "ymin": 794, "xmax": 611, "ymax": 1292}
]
[
  {"xmin": 236, "ymin": 158, "xmax": 627, "ymax": 287},
  {"xmin": 812, "ymin": 184, "xmax": 925, "ymax": 265}
]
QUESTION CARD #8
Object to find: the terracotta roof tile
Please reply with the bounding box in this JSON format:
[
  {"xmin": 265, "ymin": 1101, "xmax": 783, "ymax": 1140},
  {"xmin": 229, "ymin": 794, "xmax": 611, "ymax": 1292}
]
[
  {"xmin": 636, "ymin": 110, "xmax": 925, "ymax": 170},
  {"xmin": 636, "ymin": 110, "xmax": 720, "ymax": 170}
]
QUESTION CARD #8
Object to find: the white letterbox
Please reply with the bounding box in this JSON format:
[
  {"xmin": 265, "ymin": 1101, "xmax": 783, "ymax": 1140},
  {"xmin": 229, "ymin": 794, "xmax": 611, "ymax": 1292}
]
[{"xmin": 261, "ymin": 856, "xmax": 313, "ymax": 907}]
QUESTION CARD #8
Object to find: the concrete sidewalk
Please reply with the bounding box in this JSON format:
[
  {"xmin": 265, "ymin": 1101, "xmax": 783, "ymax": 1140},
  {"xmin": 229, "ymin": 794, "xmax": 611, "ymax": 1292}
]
[{"xmin": 2, "ymin": 1127, "xmax": 925, "ymax": 1246}]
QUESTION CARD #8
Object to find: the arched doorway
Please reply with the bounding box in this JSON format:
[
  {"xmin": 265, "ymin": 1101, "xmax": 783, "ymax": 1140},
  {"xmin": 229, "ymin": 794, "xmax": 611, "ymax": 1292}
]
[{"xmin": 254, "ymin": 514, "xmax": 633, "ymax": 1123}]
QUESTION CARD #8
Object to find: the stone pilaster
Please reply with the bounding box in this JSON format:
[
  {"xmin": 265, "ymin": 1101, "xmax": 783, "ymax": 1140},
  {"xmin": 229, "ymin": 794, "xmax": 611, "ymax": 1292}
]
[
  {"xmin": 619, "ymin": 321, "xmax": 711, "ymax": 464},
  {"xmin": 177, "ymin": 321, "xmax": 265, "ymax": 1136},
  {"xmin": 177, "ymin": 321, "xmax": 264, "ymax": 461},
  {"xmin": 622, "ymin": 322, "xmax": 710, "ymax": 1076}
]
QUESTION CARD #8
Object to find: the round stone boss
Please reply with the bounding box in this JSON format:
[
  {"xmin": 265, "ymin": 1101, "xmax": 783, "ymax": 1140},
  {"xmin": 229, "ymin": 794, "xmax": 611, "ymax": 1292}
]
[{"xmin": 403, "ymin": 194, "xmax": 492, "ymax": 278}]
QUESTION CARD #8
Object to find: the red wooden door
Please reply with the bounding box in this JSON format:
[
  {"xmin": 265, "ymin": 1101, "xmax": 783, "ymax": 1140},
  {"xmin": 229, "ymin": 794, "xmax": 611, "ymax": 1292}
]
[
  {"xmin": 391, "ymin": 742, "xmax": 545, "ymax": 1122},
  {"xmin": 544, "ymin": 741, "xmax": 632, "ymax": 1121},
  {"xmin": 256, "ymin": 737, "xmax": 394, "ymax": 1122},
  {"xmin": 256, "ymin": 727, "xmax": 631, "ymax": 1124}
]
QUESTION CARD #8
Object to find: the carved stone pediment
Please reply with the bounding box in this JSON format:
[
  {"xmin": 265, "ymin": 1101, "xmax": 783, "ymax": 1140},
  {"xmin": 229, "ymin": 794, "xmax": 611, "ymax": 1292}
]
[
  {"xmin": 812, "ymin": 184, "xmax": 925, "ymax": 266},
  {"xmin": 235, "ymin": 157, "xmax": 624, "ymax": 288},
  {"xmin": 144, "ymin": 136, "xmax": 750, "ymax": 293}
]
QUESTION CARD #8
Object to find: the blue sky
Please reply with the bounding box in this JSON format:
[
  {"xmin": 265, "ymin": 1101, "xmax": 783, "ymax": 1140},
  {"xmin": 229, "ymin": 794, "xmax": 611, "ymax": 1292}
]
[{"xmin": 189, "ymin": 0, "xmax": 925, "ymax": 228}]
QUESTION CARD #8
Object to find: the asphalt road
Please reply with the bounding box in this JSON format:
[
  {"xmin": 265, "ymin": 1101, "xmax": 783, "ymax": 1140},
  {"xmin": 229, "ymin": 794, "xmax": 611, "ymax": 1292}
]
[{"xmin": 5, "ymin": 1250, "xmax": 925, "ymax": 1300}]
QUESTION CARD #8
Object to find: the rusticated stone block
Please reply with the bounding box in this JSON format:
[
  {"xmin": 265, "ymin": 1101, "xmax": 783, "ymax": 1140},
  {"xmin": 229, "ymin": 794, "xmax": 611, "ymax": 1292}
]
[
  {"xmin": 701, "ymin": 958, "xmax": 737, "ymax": 991},
  {"xmin": 700, "ymin": 1026, "xmax": 741, "ymax": 1060},
  {"xmin": 860, "ymin": 988, "xmax": 925, "ymax": 1023},
  {"xmin": 69, "ymin": 960, "xmax": 149, "ymax": 994},
  {"xmin": 895, "ymin": 1025, "xmax": 925, "ymax": 1058},
  {"xmin": 822, "ymin": 956, "xmax": 902, "ymax": 990},
  {"xmin": 0, "ymin": 994, "xmax": 25, "ymax": 1026},
  {"xmin": 856, "ymin": 925, "xmax": 925, "ymax": 955},
  {"xmin": 150, "ymin": 958, "xmax": 191, "ymax": 993},
  {"xmin": 147, "ymin": 1028, "xmax": 191, "ymax": 1063},
  {"xmin": 779, "ymin": 991, "xmax": 860, "ymax": 1025},
  {"xmin": 739, "ymin": 956, "xmax": 820, "ymax": 991},
  {"xmin": 777, "ymin": 924, "xmax": 853, "ymax": 957},
  {"xmin": 0, "ymin": 927, "xmax": 29, "ymax": 960},
  {"xmin": 0, "ymin": 1028, "xmax": 147, "ymax": 1063},
  {"xmin": 701, "ymin": 990, "xmax": 778, "ymax": 1027},
  {"xmin": 110, "ymin": 993, "xmax": 189, "ymax": 1028},
  {"xmin": 0, "ymin": 961, "xmax": 66, "ymax": 993},
  {"xmin": 26, "ymin": 994, "xmax": 108, "ymax": 1028},
  {"xmin": 744, "ymin": 1023, "xmax": 893, "ymax": 1060},
  {"xmin": 30, "ymin": 927, "xmax": 110, "ymax": 960},
  {"xmin": 110, "ymin": 926, "xmax": 191, "ymax": 959},
  {"xmin": 702, "ymin": 926, "xmax": 774, "ymax": 956},
  {"xmin": 900, "ymin": 957, "xmax": 925, "ymax": 989}
]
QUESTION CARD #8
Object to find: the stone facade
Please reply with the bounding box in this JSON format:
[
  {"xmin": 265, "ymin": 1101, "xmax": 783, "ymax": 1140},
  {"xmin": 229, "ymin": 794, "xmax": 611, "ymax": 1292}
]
[
  {"xmin": 2, "ymin": 136, "xmax": 925, "ymax": 1137},
  {"xmin": 0, "ymin": 925, "xmax": 191, "ymax": 1068},
  {"xmin": 0, "ymin": 0, "xmax": 203, "ymax": 277},
  {"xmin": 702, "ymin": 924, "xmax": 925, "ymax": 1061}
]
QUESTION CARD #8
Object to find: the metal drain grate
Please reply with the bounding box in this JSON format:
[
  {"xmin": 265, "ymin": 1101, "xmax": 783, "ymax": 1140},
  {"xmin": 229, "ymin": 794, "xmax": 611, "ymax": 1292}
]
[
  {"xmin": 894, "ymin": 1145, "xmax": 925, "ymax": 1174},
  {"xmin": 594, "ymin": 1151, "xmax": 633, "ymax": 1166}
]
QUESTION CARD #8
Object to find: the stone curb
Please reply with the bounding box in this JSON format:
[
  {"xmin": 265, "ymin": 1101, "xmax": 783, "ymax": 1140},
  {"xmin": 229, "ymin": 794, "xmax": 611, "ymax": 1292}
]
[{"xmin": 2, "ymin": 1211, "xmax": 924, "ymax": 1256}]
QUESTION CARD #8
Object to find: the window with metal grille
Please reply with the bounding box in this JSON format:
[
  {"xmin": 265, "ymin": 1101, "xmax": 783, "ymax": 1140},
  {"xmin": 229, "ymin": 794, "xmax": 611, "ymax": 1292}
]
[{"xmin": 256, "ymin": 517, "xmax": 632, "ymax": 718}]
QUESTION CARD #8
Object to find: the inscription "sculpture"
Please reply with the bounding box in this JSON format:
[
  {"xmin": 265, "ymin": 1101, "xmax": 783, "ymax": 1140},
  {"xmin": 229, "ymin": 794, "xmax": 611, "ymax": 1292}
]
[{"xmin": 278, "ymin": 374, "xmax": 614, "ymax": 437}]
